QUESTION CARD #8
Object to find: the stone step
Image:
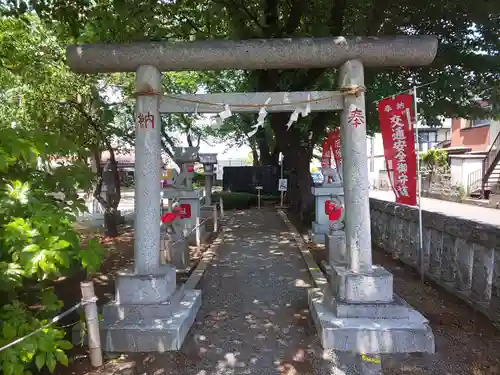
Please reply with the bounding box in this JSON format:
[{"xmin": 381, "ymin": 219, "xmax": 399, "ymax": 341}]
[
  {"xmin": 308, "ymin": 288, "xmax": 435, "ymax": 354},
  {"xmin": 101, "ymin": 289, "xmax": 202, "ymax": 352},
  {"xmin": 102, "ymin": 288, "xmax": 185, "ymax": 323},
  {"xmin": 320, "ymin": 286, "xmax": 416, "ymax": 319}
]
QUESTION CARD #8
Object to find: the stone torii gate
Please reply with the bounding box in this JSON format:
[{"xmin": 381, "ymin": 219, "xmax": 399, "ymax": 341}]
[{"xmin": 67, "ymin": 37, "xmax": 438, "ymax": 369}]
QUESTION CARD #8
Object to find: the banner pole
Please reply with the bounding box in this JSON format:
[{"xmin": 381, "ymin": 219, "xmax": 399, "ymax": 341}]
[{"xmin": 413, "ymin": 86, "xmax": 424, "ymax": 284}]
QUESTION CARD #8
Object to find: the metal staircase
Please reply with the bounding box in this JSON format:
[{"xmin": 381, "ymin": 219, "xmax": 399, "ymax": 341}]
[{"xmin": 468, "ymin": 131, "xmax": 500, "ymax": 198}]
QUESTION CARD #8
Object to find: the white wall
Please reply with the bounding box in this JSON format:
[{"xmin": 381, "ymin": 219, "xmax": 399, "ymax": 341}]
[
  {"xmin": 489, "ymin": 120, "xmax": 500, "ymax": 145},
  {"xmin": 450, "ymin": 156, "xmax": 484, "ymax": 187}
]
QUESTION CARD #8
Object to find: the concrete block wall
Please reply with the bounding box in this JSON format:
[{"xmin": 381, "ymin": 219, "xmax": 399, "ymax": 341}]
[{"xmin": 370, "ymin": 198, "xmax": 500, "ymax": 326}]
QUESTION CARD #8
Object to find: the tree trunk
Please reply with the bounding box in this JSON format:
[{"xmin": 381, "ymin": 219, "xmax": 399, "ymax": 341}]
[
  {"xmin": 283, "ymin": 145, "xmax": 313, "ymax": 222},
  {"xmin": 104, "ymin": 209, "xmax": 119, "ymax": 237}
]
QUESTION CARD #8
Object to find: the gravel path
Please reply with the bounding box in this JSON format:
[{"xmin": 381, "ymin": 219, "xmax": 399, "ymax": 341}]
[{"xmin": 133, "ymin": 208, "xmax": 334, "ymax": 374}]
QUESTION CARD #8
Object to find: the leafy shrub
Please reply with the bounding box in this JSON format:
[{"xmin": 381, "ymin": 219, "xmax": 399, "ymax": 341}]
[
  {"xmin": 212, "ymin": 192, "xmax": 281, "ymax": 210},
  {"xmin": 212, "ymin": 192, "xmax": 257, "ymax": 209},
  {"xmin": 192, "ymin": 172, "xmax": 205, "ymax": 185}
]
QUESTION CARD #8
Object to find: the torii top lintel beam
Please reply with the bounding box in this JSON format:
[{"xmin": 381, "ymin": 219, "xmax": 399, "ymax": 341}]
[{"xmin": 66, "ymin": 36, "xmax": 438, "ymax": 74}]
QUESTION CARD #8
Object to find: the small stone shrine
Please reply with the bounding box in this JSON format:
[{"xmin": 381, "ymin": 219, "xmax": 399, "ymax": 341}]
[
  {"xmin": 309, "ymin": 165, "xmax": 343, "ymax": 244},
  {"xmin": 162, "ymin": 147, "xmax": 207, "ymax": 245},
  {"xmin": 160, "ymin": 201, "xmax": 191, "ymax": 271},
  {"xmin": 199, "ymin": 153, "xmax": 217, "ymax": 206}
]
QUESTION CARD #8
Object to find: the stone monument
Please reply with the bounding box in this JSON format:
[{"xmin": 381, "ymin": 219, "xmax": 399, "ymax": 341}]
[
  {"xmin": 160, "ymin": 202, "xmax": 191, "ymax": 271},
  {"xmin": 310, "ymin": 165, "xmax": 343, "ymax": 244},
  {"xmin": 199, "ymin": 153, "xmax": 217, "ymax": 206},
  {"xmin": 324, "ymin": 194, "xmax": 346, "ymax": 265},
  {"xmin": 162, "ymin": 147, "xmax": 208, "ymax": 246}
]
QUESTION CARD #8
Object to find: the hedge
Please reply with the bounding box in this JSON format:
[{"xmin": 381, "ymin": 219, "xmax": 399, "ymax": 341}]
[{"xmin": 212, "ymin": 191, "xmax": 280, "ymax": 210}]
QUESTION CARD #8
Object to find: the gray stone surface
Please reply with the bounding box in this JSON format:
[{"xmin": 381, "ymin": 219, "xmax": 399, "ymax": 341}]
[
  {"xmin": 134, "ymin": 65, "xmax": 162, "ymax": 274},
  {"xmin": 329, "ymin": 264, "xmax": 393, "ymax": 303},
  {"xmin": 370, "ymin": 194, "xmax": 500, "ymax": 328},
  {"xmin": 339, "ymin": 59, "xmax": 372, "ymax": 273},
  {"xmin": 116, "ymin": 265, "xmax": 176, "ymax": 305},
  {"xmin": 312, "ymin": 221, "xmax": 330, "ymax": 234},
  {"xmin": 326, "ymin": 231, "xmax": 347, "ymax": 265},
  {"xmin": 320, "ymin": 285, "xmax": 415, "ymax": 319},
  {"xmin": 309, "ymin": 289, "xmax": 435, "ymax": 354},
  {"xmin": 162, "ymin": 239, "xmax": 190, "ymax": 271},
  {"xmin": 102, "ymin": 289, "xmax": 201, "ymax": 352},
  {"xmin": 66, "ymin": 36, "xmax": 438, "ymax": 73},
  {"xmin": 471, "ymin": 244, "xmax": 494, "ymax": 301},
  {"xmin": 455, "ymin": 237, "xmax": 473, "ymax": 291},
  {"xmin": 309, "ymin": 230, "xmax": 326, "ymax": 244},
  {"xmin": 102, "ymin": 287, "xmax": 186, "ymax": 322},
  {"xmin": 441, "ymin": 233, "xmax": 457, "ymax": 283}
]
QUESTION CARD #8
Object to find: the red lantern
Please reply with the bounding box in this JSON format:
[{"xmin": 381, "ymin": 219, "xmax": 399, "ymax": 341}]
[{"xmin": 325, "ymin": 200, "xmax": 343, "ymax": 221}]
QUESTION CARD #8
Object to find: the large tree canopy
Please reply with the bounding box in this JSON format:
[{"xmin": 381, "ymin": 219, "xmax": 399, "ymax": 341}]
[{"xmin": 4, "ymin": 0, "xmax": 498, "ymax": 217}]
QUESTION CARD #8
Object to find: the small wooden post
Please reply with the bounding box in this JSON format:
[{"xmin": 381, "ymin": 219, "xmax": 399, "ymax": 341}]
[
  {"xmin": 219, "ymin": 197, "xmax": 224, "ymax": 218},
  {"xmin": 213, "ymin": 204, "xmax": 218, "ymax": 233},
  {"xmin": 195, "ymin": 217, "xmax": 201, "ymax": 248},
  {"xmin": 80, "ymin": 281, "xmax": 102, "ymax": 368}
]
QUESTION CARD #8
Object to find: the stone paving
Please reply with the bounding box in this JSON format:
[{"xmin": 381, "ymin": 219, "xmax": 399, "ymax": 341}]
[
  {"xmin": 370, "ymin": 190, "xmax": 500, "ymax": 227},
  {"xmin": 132, "ymin": 208, "xmax": 335, "ymax": 374}
]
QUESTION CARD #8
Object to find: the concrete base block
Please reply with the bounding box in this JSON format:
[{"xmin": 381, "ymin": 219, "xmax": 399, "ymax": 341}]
[
  {"xmin": 308, "ymin": 288, "xmax": 435, "ymax": 354},
  {"xmin": 102, "ymin": 289, "xmax": 202, "ymax": 352},
  {"xmin": 116, "ymin": 265, "xmax": 177, "ymax": 305},
  {"xmin": 102, "ymin": 287, "xmax": 186, "ymax": 323},
  {"xmin": 329, "ymin": 264, "xmax": 393, "ymax": 303},
  {"xmin": 312, "ymin": 221, "xmax": 329, "ymax": 235},
  {"xmin": 309, "ymin": 230, "xmax": 326, "ymax": 244},
  {"xmin": 326, "ymin": 231, "xmax": 346, "ymax": 264}
]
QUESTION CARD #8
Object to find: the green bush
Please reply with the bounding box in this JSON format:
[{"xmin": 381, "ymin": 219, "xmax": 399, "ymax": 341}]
[
  {"xmin": 192, "ymin": 172, "xmax": 205, "ymax": 185},
  {"xmin": 211, "ymin": 192, "xmax": 281, "ymax": 210},
  {"xmin": 212, "ymin": 192, "xmax": 256, "ymax": 209}
]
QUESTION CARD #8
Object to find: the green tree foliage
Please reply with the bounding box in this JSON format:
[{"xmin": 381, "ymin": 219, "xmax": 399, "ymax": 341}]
[
  {"xmin": 0, "ymin": 15, "xmax": 104, "ymax": 374},
  {"xmin": 420, "ymin": 149, "xmax": 449, "ymax": 173},
  {"xmin": 8, "ymin": 0, "xmax": 499, "ymax": 219}
]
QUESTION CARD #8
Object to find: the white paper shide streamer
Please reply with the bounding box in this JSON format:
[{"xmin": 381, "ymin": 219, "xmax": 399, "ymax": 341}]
[
  {"xmin": 286, "ymin": 93, "xmax": 312, "ymax": 130},
  {"xmin": 248, "ymin": 98, "xmax": 271, "ymax": 137}
]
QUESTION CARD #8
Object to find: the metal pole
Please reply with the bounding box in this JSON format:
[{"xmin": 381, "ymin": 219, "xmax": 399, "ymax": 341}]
[
  {"xmin": 213, "ymin": 204, "xmax": 218, "ymax": 232},
  {"xmin": 413, "ymin": 86, "xmax": 424, "ymax": 284},
  {"xmin": 80, "ymin": 281, "xmax": 102, "ymax": 368},
  {"xmin": 195, "ymin": 216, "xmax": 201, "ymax": 248},
  {"xmin": 219, "ymin": 197, "xmax": 224, "ymax": 217},
  {"xmin": 280, "ymin": 156, "xmax": 284, "ymax": 207}
]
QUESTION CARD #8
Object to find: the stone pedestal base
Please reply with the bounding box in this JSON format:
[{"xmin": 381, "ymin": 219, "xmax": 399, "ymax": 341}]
[
  {"xmin": 309, "ymin": 263, "xmax": 435, "ymax": 355},
  {"xmin": 326, "ymin": 231, "xmax": 347, "ymax": 264},
  {"xmin": 329, "ymin": 265, "xmax": 393, "ymax": 303},
  {"xmin": 86, "ymin": 265, "xmax": 201, "ymax": 352},
  {"xmin": 309, "ymin": 288, "xmax": 434, "ymax": 353},
  {"xmin": 309, "ymin": 222, "xmax": 329, "ymax": 244}
]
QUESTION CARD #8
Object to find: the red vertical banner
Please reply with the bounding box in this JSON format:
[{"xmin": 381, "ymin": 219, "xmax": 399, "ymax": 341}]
[
  {"xmin": 321, "ymin": 138, "xmax": 332, "ymax": 167},
  {"xmin": 377, "ymin": 94, "xmax": 417, "ymax": 206},
  {"xmin": 328, "ymin": 128, "xmax": 342, "ymax": 173}
]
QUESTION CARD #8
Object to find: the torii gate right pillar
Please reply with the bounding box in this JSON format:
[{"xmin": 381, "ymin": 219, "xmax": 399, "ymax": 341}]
[{"xmin": 310, "ymin": 58, "xmax": 435, "ymax": 374}]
